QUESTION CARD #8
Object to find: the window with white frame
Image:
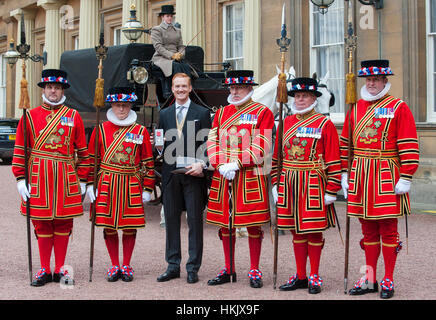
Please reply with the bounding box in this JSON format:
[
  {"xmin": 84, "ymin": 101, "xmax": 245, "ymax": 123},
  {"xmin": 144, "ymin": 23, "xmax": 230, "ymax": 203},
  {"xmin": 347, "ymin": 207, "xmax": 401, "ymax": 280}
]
[
  {"xmin": 310, "ymin": 0, "xmax": 345, "ymax": 123},
  {"xmin": 114, "ymin": 27, "xmax": 121, "ymax": 46},
  {"xmin": 427, "ymin": 0, "xmax": 436, "ymax": 122},
  {"xmin": 73, "ymin": 35, "xmax": 79, "ymax": 50},
  {"xmin": 0, "ymin": 54, "xmax": 6, "ymax": 118},
  {"xmin": 223, "ymin": 2, "xmax": 244, "ymax": 70}
]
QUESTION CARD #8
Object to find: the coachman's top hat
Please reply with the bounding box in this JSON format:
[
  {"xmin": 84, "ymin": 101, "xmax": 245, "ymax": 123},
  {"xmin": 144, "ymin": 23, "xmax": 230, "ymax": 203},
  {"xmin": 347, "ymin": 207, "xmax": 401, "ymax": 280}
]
[
  {"xmin": 223, "ymin": 70, "xmax": 258, "ymax": 86},
  {"xmin": 287, "ymin": 77, "xmax": 322, "ymax": 97},
  {"xmin": 105, "ymin": 87, "xmax": 138, "ymax": 103},
  {"xmin": 358, "ymin": 59, "xmax": 394, "ymax": 77},
  {"xmin": 158, "ymin": 5, "xmax": 175, "ymax": 16},
  {"xmin": 38, "ymin": 69, "xmax": 70, "ymax": 89}
]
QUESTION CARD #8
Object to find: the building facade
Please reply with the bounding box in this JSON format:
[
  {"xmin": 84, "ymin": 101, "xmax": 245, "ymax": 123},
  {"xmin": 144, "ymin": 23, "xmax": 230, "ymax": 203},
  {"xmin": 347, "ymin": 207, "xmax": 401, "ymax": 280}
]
[{"xmin": 0, "ymin": 0, "xmax": 434, "ymax": 205}]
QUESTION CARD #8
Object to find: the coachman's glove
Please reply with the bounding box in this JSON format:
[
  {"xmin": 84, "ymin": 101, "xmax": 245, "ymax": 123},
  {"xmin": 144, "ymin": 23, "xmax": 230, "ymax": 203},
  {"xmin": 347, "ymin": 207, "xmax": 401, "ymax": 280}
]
[
  {"xmin": 341, "ymin": 173, "xmax": 349, "ymax": 199},
  {"xmin": 17, "ymin": 180, "xmax": 31, "ymax": 201},
  {"xmin": 171, "ymin": 52, "xmax": 183, "ymax": 61},
  {"xmin": 395, "ymin": 178, "xmax": 411, "ymax": 195}
]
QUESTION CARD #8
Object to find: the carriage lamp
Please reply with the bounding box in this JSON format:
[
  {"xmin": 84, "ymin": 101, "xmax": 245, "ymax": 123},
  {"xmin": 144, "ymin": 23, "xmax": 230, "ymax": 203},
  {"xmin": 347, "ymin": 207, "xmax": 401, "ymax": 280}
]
[
  {"xmin": 310, "ymin": 0, "xmax": 335, "ymax": 14},
  {"xmin": 127, "ymin": 59, "xmax": 148, "ymax": 84},
  {"xmin": 311, "ymin": 0, "xmax": 383, "ymax": 14},
  {"xmin": 131, "ymin": 66, "xmax": 148, "ymax": 84},
  {"xmin": 4, "ymin": 40, "xmax": 20, "ymax": 67},
  {"xmin": 5, "ymin": 15, "xmax": 47, "ymax": 67},
  {"xmin": 356, "ymin": 0, "xmax": 383, "ymax": 9},
  {"xmin": 122, "ymin": 4, "xmax": 147, "ymax": 42}
]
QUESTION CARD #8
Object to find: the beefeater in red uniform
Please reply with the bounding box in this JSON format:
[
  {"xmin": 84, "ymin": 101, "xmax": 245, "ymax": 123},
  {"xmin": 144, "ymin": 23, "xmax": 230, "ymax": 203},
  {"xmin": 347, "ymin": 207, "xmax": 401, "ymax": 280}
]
[
  {"xmin": 12, "ymin": 69, "xmax": 92, "ymax": 286},
  {"xmin": 340, "ymin": 60, "xmax": 419, "ymax": 299},
  {"xmin": 86, "ymin": 87, "xmax": 154, "ymax": 282},
  {"xmin": 270, "ymin": 77, "xmax": 341, "ymax": 294},
  {"xmin": 206, "ymin": 70, "xmax": 274, "ymax": 289}
]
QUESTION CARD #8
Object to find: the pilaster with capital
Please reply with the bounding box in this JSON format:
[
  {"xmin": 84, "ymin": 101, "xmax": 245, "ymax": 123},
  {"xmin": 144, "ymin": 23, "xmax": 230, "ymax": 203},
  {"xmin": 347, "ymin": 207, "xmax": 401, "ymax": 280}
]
[
  {"xmin": 37, "ymin": 0, "xmax": 66, "ymax": 69},
  {"xmin": 243, "ymin": 0, "xmax": 261, "ymax": 81},
  {"xmin": 79, "ymin": 0, "xmax": 99, "ymax": 49}
]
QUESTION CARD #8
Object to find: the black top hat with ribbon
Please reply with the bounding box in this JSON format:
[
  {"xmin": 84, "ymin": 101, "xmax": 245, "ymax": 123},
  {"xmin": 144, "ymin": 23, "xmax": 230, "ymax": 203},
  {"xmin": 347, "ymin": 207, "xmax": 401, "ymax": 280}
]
[
  {"xmin": 358, "ymin": 59, "xmax": 394, "ymax": 77},
  {"xmin": 223, "ymin": 70, "xmax": 258, "ymax": 86},
  {"xmin": 38, "ymin": 69, "xmax": 70, "ymax": 89},
  {"xmin": 287, "ymin": 77, "xmax": 322, "ymax": 97},
  {"xmin": 106, "ymin": 86, "xmax": 139, "ymax": 111},
  {"xmin": 105, "ymin": 87, "xmax": 138, "ymax": 103},
  {"xmin": 158, "ymin": 5, "xmax": 176, "ymax": 16}
]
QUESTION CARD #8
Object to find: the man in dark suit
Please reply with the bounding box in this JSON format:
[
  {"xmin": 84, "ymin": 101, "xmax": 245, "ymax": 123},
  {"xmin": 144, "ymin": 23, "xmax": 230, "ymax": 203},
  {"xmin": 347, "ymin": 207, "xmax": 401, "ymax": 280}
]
[{"xmin": 156, "ymin": 73, "xmax": 211, "ymax": 284}]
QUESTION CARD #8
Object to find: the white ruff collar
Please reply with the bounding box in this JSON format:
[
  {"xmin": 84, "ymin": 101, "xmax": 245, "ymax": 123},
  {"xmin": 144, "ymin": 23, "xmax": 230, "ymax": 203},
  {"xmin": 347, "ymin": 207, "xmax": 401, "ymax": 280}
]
[
  {"xmin": 107, "ymin": 108, "xmax": 137, "ymax": 126},
  {"xmin": 290, "ymin": 100, "xmax": 318, "ymax": 115},
  {"xmin": 360, "ymin": 82, "xmax": 391, "ymax": 102},
  {"xmin": 42, "ymin": 94, "xmax": 66, "ymax": 107},
  {"xmin": 227, "ymin": 89, "xmax": 254, "ymax": 106}
]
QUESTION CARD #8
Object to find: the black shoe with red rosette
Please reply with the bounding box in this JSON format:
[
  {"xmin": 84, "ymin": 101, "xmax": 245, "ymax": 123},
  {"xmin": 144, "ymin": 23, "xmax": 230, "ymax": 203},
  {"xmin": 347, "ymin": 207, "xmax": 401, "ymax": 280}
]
[
  {"xmin": 380, "ymin": 278, "xmax": 395, "ymax": 299},
  {"xmin": 31, "ymin": 268, "xmax": 53, "ymax": 287},
  {"xmin": 349, "ymin": 276, "xmax": 379, "ymax": 295},
  {"xmin": 248, "ymin": 269, "xmax": 263, "ymax": 288},
  {"xmin": 121, "ymin": 265, "xmax": 134, "ymax": 282}
]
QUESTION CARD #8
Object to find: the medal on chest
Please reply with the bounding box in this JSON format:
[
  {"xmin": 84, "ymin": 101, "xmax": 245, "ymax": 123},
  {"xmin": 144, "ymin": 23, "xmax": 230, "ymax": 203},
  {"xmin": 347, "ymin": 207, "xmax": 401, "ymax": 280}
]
[
  {"xmin": 60, "ymin": 116, "xmax": 74, "ymax": 127},
  {"xmin": 125, "ymin": 132, "xmax": 143, "ymax": 144},
  {"xmin": 296, "ymin": 127, "xmax": 322, "ymax": 139},
  {"xmin": 239, "ymin": 113, "xmax": 258, "ymax": 125},
  {"xmin": 375, "ymin": 107, "xmax": 395, "ymax": 119}
]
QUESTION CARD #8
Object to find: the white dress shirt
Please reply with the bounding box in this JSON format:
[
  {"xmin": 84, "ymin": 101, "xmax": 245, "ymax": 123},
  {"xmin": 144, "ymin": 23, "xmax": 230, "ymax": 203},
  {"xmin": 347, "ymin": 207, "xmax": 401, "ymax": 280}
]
[{"xmin": 175, "ymin": 98, "xmax": 191, "ymax": 121}]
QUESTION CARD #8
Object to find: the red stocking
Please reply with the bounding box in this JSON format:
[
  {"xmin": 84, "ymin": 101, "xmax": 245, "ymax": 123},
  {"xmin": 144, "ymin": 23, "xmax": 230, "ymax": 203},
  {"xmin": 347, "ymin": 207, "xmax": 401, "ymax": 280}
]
[
  {"xmin": 104, "ymin": 229, "xmax": 120, "ymax": 266},
  {"xmin": 122, "ymin": 229, "xmax": 137, "ymax": 266}
]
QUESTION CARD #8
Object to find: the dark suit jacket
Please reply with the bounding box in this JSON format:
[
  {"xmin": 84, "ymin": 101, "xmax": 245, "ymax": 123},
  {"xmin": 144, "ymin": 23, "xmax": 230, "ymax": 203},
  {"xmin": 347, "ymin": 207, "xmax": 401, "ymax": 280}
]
[{"xmin": 158, "ymin": 101, "xmax": 211, "ymax": 198}]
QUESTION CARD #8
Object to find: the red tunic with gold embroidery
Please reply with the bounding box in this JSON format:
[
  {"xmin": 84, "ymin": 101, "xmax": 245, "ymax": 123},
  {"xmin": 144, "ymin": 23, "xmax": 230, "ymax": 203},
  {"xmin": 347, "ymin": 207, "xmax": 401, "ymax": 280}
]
[
  {"xmin": 206, "ymin": 100, "xmax": 274, "ymax": 228},
  {"xmin": 87, "ymin": 121, "xmax": 154, "ymax": 230},
  {"xmin": 12, "ymin": 104, "xmax": 92, "ymax": 220},
  {"xmin": 271, "ymin": 111, "xmax": 342, "ymax": 233},
  {"xmin": 340, "ymin": 95, "xmax": 419, "ymax": 219}
]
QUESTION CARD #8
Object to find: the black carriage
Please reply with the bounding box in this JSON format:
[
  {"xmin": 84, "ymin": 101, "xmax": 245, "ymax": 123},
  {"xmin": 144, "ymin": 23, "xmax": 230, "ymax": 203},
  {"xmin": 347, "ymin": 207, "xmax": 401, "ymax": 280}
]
[
  {"xmin": 59, "ymin": 43, "xmax": 228, "ymax": 202},
  {"xmin": 60, "ymin": 43, "xmax": 228, "ymax": 134}
]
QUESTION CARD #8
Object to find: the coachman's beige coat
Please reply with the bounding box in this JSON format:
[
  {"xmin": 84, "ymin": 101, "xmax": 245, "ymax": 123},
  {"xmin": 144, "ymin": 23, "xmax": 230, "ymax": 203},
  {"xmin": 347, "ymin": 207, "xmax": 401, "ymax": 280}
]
[{"xmin": 151, "ymin": 22, "xmax": 185, "ymax": 77}]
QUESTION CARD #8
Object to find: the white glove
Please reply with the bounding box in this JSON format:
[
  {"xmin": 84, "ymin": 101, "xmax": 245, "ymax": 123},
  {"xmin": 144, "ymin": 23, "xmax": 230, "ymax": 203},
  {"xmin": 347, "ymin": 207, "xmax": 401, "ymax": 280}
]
[
  {"xmin": 17, "ymin": 180, "xmax": 31, "ymax": 201},
  {"xmin": 142, "ymin": 191, "xmax": 152, "ymax": 202},
  {"xmin": 324, "ymin": 194, "xmax": 337, "ymax": 206},
  {"xmin": 219, "ymin": 162, "xmax": 239, "ymax": 180},
  {"xmin": 395, "ymin": 178, "xmax": 411, "ymax": 195},
  {"xmin": 80, "ymin": 182, "xmax": 86, "ymax": 195},
  {"xmin": 86, "ymin": 185, "xmax": 97, "ymax": 203},
  {"xmin": 341, "ymin": 173, "xmax": 349, "ymax": 199},
  {"xmin": 272, "ymin": 185, "xmax": 278, "ymax": 204}
]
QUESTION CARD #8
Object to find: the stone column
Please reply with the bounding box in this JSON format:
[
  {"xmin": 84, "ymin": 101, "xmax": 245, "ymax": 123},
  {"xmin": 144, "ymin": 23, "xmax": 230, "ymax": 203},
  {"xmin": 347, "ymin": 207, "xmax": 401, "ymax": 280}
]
[
  {"xmin": 243, "ymin": 0, "xmax": 261, "ymax": 81},
  {"xmin": 4, "ymin": 17, "xmax": 17, "ymax": 118},
  {"xmin": 10, "ymin": 8, "xmax": 36, "ymax": 115},
  {"xmin": 121, "ymin": 0, "xmax": 149, "ymax": 44},
  {"xmin": 175, "ymin": 0, "xmax": 205, "ymax": 48},
  {"xmin": 37, "ymin": 0, "xmax": 66, "ymax": 69},
  {"xmin": 79, "ymin": 0, "xmax": 100, "ymax": 49}
]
